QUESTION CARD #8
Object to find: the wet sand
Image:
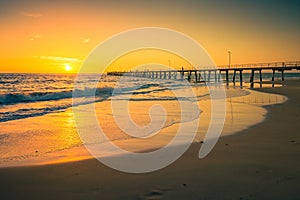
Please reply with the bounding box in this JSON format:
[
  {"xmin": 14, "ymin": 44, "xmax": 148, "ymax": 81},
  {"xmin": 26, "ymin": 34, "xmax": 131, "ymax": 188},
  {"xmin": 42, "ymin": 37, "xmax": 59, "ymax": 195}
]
[{"xmin": 0, "ymin": 80, "xmax": 299, "ymax": 200}]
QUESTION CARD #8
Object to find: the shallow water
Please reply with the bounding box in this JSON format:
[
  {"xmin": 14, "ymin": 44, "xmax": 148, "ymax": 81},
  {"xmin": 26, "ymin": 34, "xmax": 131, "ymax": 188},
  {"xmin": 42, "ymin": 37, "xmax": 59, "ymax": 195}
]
[{"xmin": 0, "ymin": 73, "xmax": 289, "ymax": 167}]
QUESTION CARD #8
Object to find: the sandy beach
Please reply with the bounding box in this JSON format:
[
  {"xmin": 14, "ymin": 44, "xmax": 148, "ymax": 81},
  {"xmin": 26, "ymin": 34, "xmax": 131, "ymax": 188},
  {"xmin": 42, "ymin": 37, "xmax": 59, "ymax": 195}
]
[
  {"xmin": 0, "ymin": 80, "xmax": 298, "ymax": 200},
  {"xmin": 1, "ymin": 1, "xmax": 299, "ymax": 199}
]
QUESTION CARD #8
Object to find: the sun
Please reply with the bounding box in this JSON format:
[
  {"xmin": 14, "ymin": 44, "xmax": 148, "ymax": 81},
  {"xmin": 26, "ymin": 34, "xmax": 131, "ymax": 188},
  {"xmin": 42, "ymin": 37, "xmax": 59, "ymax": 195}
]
[{"xmin": 65, "ymin": 64, "xmax": 72, "ymax": 71}]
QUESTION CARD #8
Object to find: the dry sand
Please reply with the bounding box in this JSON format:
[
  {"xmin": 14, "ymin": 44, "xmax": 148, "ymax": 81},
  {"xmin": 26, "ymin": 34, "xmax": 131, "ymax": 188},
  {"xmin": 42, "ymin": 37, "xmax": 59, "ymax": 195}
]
[{"xmin": 0, "ymin": 80, "xmax": 299, "ymax": 200}]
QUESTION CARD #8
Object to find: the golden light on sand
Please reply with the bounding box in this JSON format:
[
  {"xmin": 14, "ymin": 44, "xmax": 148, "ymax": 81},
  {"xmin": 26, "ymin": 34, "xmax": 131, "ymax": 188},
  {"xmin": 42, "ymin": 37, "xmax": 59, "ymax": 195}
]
[{"xmin": 65, "ymin": 64, "xmax": 72, "ymax": 72}]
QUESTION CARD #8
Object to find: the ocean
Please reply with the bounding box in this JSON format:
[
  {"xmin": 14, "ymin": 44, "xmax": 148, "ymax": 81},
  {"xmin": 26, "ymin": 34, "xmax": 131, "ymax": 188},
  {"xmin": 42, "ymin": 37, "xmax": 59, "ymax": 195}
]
[
  {"xmin": 0, "ymin": 72, "xmax": 296, "ymax": 166},
  {"xmin": 0, "ymin": 72, "xmax": 298, "ymax": 123},
  {"xmin": 0, "ymin": 73, "xmax": 192, "ymax": 123}
]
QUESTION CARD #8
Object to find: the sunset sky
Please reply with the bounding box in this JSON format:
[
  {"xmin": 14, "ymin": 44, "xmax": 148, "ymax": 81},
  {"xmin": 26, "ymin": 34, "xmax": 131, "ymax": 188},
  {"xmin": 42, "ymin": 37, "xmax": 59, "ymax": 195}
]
[{"xmin": 0, "ymin": 0, "xmax": 299, "ymax": 73}]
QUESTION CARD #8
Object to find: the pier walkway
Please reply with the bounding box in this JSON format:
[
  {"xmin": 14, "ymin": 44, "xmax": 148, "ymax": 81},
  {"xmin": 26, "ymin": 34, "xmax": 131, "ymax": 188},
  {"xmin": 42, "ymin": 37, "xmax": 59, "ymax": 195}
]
[{"xmin": 107, "ymin": 61, "xmax": 300, "ymax": 87}]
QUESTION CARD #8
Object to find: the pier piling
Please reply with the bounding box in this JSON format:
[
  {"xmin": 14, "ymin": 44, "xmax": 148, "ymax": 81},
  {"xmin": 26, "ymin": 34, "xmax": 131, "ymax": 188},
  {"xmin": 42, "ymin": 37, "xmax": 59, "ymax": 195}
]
[
  {"xmin": 107, "ymin": 61, "xmax": 299, "ymax": 88},
  {"xmin": 233, "ymin": 70, "xmax": 236, "ymax": 85},
  {"xmin": 272, "ymin": 70, "xmax": 275, "ymax": 87}
]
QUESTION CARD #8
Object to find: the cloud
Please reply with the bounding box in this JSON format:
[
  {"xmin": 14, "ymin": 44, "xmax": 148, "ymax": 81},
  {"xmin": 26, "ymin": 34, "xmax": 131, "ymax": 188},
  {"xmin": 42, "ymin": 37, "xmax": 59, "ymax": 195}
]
[
  {"xmin": 21, "ymin": 12, "xmax": 43, "ymax": 18},
  {"xmin": 81, "ymin": 37, "xmax": 90, "ymax": 44},
  {"xmin": 29, "ymin": 34, "xmax": 41, "ymax": 41},
  {"xmin": 35, "ymin": 56, "xmax": 81, "ymax": 63}
]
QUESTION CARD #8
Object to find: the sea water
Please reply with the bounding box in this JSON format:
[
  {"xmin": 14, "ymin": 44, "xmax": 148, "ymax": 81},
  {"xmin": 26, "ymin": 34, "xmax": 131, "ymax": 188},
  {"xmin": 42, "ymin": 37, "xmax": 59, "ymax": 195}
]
[{"xmin": 0, "ymin": 72, "xmax": 294, "ymax": 166}]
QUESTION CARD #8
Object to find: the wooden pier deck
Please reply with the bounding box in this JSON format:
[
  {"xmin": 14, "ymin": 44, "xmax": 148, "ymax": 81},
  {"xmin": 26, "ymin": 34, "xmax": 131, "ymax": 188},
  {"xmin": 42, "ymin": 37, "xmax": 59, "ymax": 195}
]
[{"xmin": 107, "ymin": 61, "xmax": 300, "ymax": 88}]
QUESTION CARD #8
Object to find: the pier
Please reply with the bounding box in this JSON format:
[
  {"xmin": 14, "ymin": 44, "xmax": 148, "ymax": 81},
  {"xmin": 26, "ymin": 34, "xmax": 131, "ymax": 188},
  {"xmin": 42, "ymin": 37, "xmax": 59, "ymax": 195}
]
[{"xmin": 107, "ymin": 61, "xmax": 300, "ymax": 88}]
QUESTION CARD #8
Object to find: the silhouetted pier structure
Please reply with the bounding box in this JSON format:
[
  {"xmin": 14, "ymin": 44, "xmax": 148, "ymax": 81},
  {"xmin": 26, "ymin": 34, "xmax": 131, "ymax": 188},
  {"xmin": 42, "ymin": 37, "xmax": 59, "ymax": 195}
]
[{"xmin": 107, "ymin": 61, "xmax": 300, "ymax": 88}]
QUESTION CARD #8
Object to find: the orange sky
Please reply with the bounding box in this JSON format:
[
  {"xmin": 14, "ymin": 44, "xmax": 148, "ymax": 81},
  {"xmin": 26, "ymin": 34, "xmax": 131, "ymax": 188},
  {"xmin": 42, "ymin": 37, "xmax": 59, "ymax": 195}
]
[{"xmin": 0, "ymin": 0, "xmax": 299, "ymax": 73}]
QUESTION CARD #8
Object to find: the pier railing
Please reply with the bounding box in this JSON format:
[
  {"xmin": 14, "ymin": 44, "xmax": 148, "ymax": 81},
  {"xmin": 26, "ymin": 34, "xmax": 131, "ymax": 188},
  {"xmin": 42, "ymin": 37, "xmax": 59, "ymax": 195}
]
[
  {"xmin": 107, "ymin": 61, "xmax": 300, "ymax": 88},
  {"xmin": 216, "ymin": 61, "xmax": 300, "ymax": 70}
]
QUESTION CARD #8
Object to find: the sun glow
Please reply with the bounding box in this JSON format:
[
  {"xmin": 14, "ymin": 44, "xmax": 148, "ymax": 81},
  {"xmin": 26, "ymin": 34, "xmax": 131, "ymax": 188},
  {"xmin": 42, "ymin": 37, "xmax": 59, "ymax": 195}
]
[{"xmin": 65, "ymin": 64, "xmax": 72, "ymax": 72}]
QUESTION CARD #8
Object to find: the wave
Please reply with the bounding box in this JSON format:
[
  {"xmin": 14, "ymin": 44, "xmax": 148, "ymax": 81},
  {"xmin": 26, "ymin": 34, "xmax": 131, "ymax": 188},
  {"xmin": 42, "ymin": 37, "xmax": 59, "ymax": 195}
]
[
  {"xmin": 0, "ymin": 82, "xmax": 168, "ymax": 106},
  {"xmin": 0, "ymin": 79, "xmax": 193, "ymax": 122},
  {"xmin": 0, "ymin": 87, "xmax": 114, "ymax": 106},
  {"xmin": 0, "ymin": 94, "xmax": 109, "ymax": 122}
]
